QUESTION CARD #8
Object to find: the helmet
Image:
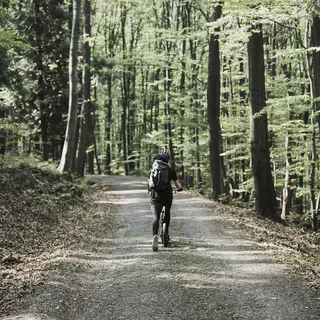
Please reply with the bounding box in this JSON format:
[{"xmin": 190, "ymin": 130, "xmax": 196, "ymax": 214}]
[{"xmin": 158, "ymin": 151, "xmax": 170, "ymax": 162}]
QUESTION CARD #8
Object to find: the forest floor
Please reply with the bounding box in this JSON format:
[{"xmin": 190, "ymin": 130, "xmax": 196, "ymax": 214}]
[{"xmin": 0, "ymin": 167, "xmax": 320, "ymax": 318}]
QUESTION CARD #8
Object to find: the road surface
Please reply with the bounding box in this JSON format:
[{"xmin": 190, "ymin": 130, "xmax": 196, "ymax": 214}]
[{"xmin": 3, "ymin": 176, "xmax": 320, "ymax": 320}]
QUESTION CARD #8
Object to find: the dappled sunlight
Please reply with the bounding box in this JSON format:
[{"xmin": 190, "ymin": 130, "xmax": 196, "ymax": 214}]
[
  {"xmin": 3, "ymin": 315, "xmax": 51, "ymax": 320},
  {"xmin": 118, "ymin": 180, "xmax": 146, "ymax": 186},
  {"xmin": 174, "ymin": 215, "xmax": 223, "ymax": 221},
  {"xmin": 174, "ymin": 197, "xmax": 213, "ymax": 204},
  {"xmin": 94, "ymin": 198, "xmax": 149, "ymax": 204},
  {"xmin": 107, "ymin": 189, "xmax": 147, "ymax": 195},
  {"xmin": 169, "ymin": 271, "xmax": 267, "ymax": 285},
  {"xmin": 52, "ymin": 232, "xmax": 284, "ymax": 291},
  {"xmin": 46, "ymin": 281, "xmax": 77, "ymax": 292},
  {"xmin": 233, "ymin": 263, "xmax": 286, "ymax": 274}
]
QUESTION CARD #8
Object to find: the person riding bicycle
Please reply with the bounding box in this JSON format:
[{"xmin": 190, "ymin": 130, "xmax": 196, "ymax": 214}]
[{"xmin": 147, "ymin": 151, "xmax": 183, "ymax": 251}]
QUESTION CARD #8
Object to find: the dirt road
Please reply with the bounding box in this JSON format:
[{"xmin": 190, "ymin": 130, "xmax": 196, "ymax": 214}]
[{"xmin": 3, "ymin": 176, "xmax": 320, "ymax": 319}]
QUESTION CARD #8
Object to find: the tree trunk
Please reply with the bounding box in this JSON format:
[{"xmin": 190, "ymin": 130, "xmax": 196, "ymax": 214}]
[
  {"xmin": 120, "ymin": 4, "xmax": 129, "ymax": 175},
  {"xmin": 164, "ymin": 67, "xmax": 175, "ymax": 171},
  {"xmin": 76, "ymin": 0, "xmax": 91, "ymax": 177},
  {"xmin": 207, "ymin": 4, "xmax": 224, "ymax": 199},
  {"xmin": 34, "ymin": 0, "xmax": 49, "ymax": 161},
  {"xmin": 153, "ymin": 69, "xmax": 160, "ymax": 132},
  {"xmin": 0, "ymin": 109, "xmax": 5, "ymax": 155},
  {"xmin": 58, "ymin": 0, "xmax": 81, "ymax": 173},
  {"xmin": 105, "ymin": 73, "xmax": 112, "ymax": 174},
  {"xmin": 308, "ymin": 13, "xmax": 320, "ymax": 231},
  {"xmin": 248, "ymin": 24, "xmax": 278, "ymax": 220},
  {"xmin": 312, "ymin": 12, "xmax": 320, "ymax": 130},
  {"xmin": 128, "ymin": 66, "xmax": 136, "ymax": 172},
  {"xmin": 281, "ymin": 135, "xmax": 293, "ymax": 219}
]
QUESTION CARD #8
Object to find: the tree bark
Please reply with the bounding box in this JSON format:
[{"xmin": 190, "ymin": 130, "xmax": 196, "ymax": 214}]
[
  {"xmin": 76, "ymin": 0, "xmax": 91, "ymax": 177},
  {"xmin": 120, "ymin": 4, "xmax": 129, "ymax": 175},
  {"xmin": 0, "ymin": 109, "xmax": 5, "ymax": 155},
  {"xmin": 311, "ymin": 12, "xmax": 320, "ymax": 130},
  {"xmin": 248, "ymin": 24, "xmax": 278, "ymax": 220},
  {"xmin": 58, "ymin": 0, "xmax": 81, "ymax": 173},
  {"xmin": 281, "ymin": 135, "xmax": 293, "ymax": 219},
  {"xmin": 207, "ymin": 4, "xmax": 224, "ymax": 199},
  {"xmin": 34, "ymin": 0, "xmax": 49, "ymax": 161},
  {"xmin": 164, "ymin": 67, "xmax": 175, "ymax": 171},
  {"xmin": 307, "ymin": 11, "xmax": 320, "ymax": 231}
]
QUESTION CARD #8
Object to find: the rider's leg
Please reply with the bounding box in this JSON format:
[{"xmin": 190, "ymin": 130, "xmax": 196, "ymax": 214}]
[
  {"xmin": 151, "ymin": 201, "xmax": 163, "ymax": 236},
  {"xmin": 163, "ymin": 196, "xmax": 173, "ymax": 235}
]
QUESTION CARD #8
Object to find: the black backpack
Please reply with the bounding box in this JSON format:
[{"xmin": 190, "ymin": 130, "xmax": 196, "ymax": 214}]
[{"xmin": 148, "ymin": 160, "xmax": 169, "ymax": 192}]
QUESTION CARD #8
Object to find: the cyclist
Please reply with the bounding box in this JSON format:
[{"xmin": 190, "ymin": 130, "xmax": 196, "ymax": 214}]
[{"xmin": 147, "ymin": 151, "xmax": 183, "ymax": 251}]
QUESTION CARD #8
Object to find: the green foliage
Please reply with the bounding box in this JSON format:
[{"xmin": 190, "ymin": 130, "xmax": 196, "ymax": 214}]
[{"xmin": 1, "ymin": 0, "xmax": 320, "ymax": 225}]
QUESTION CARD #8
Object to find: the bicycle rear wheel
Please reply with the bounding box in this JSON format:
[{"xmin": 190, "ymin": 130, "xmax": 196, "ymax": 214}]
[
  {"xmin": 163, "ymin": 222, "xmax": 169, "ymax": 247},
  {"xmin": 160, "ymin": 207, "xmax": 165, "ymax": 243}
]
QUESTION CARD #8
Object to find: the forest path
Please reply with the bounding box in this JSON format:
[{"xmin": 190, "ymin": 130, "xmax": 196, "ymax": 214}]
[{"xmin": 3, "ymin": 175, "xmax": 320, "ymax": 320}]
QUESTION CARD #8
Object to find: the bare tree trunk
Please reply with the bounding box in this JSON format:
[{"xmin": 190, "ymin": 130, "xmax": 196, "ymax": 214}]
[
  {"xmin": 153, "ymin": 69, "xmax": 160, "ymax": 132},
  {"xmin": 281, "ymin": 135, "xmax": 293, "ymax": 219},
  {"xmin": 0, "ymin": 109, "xmax": 5, "ymax": 155},
  {"xmin": 120, "ymin": 4, "xmax": 129, "ymax": 175},
  {"xmin": 86, "ymin": 85, "xmax": 96, "ymax": 175},
  {"xmin": 312, "ymin": 13, "xmax": 320, "ymax": 231},
  {"xmin": 248, "ymin": 24, "xmax": 278, "ymax": 220},
  {"xmin": 58, "ymin": 0, "xmax": 81, "ymax": 173},
  {"xmin": 34, "ymin": 0, "xmax": 49, "ymax": 161},
  {"xmin": 164, "ymin": 67, "xmax": 175, "ymax": 171},
  {"xmin": 306, "ymin": 13, "xmax": 320, "ymax": 231},
  {"xmin": 76, "ymin": 0, "xmax": 91, "ymax": 177},
  {"xmin": 105, "ymin": 74, "xmax": 112, "ymax": 174},
  {"xmin": 207, "ymin": 4, "xmax": 224, "ymax": 199}
]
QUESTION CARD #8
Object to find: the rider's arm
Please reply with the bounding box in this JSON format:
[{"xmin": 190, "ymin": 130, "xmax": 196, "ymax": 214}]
[{"xmin": 174, "ymin": 179, "xmax": 182, "ymax": 190}]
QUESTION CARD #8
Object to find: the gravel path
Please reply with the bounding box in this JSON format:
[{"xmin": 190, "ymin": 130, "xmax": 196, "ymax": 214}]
[{"xmin": 3, "ymin": 176, "xmax": 320, "ymax": 320}]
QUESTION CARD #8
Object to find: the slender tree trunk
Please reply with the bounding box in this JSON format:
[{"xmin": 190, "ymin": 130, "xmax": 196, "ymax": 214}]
[
  {"xmin": 312, "ymin": 11, "xmax": 320, "ymax": 130},
  {"xmin": 164, "ymin": 67, "xmax": 175, "ymax": 170},
  {"xmin": 154, "ymin": 69, "xmax": 160, "ymax": 132},
  {"xmin": 105, "ymin": 74, "xmax": 112, "ymax": 174},
  {"xmin": 307, "ymin": 13, "xmax": 320, "ymax": 231},
  {"xmin": 58, "ymin": 0, "xmax": 81, "ymax": 173},
  {"xmin": 0, "ymin": 109, "xmax": 5, "ymax": 155},
  {"xmin": 34, "ymin": 0, "xmax": 49, "ymax": 161},
  {"xmin": 248, "ymin": 24, "xmax": 278, "ymax": 220},
  {"xmin": 207, "ymin": 4, "xmax": 224, "ymax": 199},
  {"xmin": 128, "ymin": 66, "xmax": 136, "ymax": 172},
  {"xmin": 179, "ymin": 47, "xmax": 186, "ymax": 183},
  {"xmin": 94, "ymin": 133, "xmax": 101, "ymax": 175},
  {"xmin": 86, "ymin": 113, "xmax": 94, "ymax": 174},
  {"xmin": 120, "ymin": 5, "xmax": 129, "ymax": 175},
  {"xmin": 76, "ymin": 0, "xmax": 91, "ymax": 177},
  {"xmin": 281, "ymin": 135, "xmax": 293, "ymax": 219},
  {"xmin": 86, "ymin": 84, "xmax": 96, "ymax": 175},
  {"xmin": 178, "ymin": 1, "xmax": 188, "ymax": 184}
]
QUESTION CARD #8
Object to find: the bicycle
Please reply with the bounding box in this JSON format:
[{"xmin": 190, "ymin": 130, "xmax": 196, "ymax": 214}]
[
  {"xmin": 159, "ymin": 189, "xmax": 182, "ymax": 247},
  {"xmin": 160, "ymin": 206, "xmax": 169, "ymax": 247}
]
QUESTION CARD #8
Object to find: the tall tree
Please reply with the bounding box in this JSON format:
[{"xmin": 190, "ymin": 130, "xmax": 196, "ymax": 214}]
[
  {"xmin": 34, "ymin": 0, "xmax": 48, "ymax": 160},
  {"xmin": 207, "ymin": 3, "xmax": 224, "ymax": 199},
  {"xmin": 120, "ymin": 3, "xmax": 129, "ymax": 175},
  {"xmin": 76, "ymin": 0, "xmax": 91, "ymax": 176},
  {"xmin": 247, "ymin": 24, "xmax": 278, "ymax": 220},
  {"xmin": 307, "ymin": 2, "xmax": 320, "ymax": 230},
  {"xmin": 58, "ymin": 0, "xmax": 82, "ymax": 173}
]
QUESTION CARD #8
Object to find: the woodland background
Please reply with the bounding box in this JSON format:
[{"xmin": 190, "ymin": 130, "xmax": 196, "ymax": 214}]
[{"xmin": 1, "ymin": 0, "xmax": 320, "ymax": 230}]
